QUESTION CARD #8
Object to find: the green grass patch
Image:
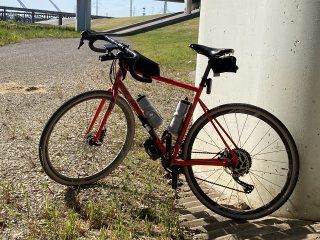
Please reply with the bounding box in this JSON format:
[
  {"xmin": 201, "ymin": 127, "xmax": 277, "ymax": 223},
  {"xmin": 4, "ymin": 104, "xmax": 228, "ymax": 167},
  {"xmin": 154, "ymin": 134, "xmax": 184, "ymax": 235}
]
[
  {"xmin": 91, "ymin": 14, "xmax": 165, "ymax": 32},
  {"xmin": 127, "ymin": 18, "xmax": 199, "ymax": 80},
  {"xmin": 0, "ymin": 21, "xmax": 78, "ymax": 46}
]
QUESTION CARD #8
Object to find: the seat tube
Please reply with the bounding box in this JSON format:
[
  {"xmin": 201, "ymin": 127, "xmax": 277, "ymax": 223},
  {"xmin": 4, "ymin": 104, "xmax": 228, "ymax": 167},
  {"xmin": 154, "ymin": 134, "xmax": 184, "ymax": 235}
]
[{"xmin": 172, "ymin": 86, "xmax": 204, "ymax": 159}]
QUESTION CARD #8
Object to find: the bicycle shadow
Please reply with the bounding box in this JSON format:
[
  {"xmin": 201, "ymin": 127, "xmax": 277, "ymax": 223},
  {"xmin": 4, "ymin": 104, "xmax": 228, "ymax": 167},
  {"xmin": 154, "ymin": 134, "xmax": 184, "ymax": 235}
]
[
  {"xmin": 63, "ymin": 181, "xmax": 119, "ymax": 212},
  {"xmin": 178, "ymin": 206, "xmax": 320, "ymax": 239}
]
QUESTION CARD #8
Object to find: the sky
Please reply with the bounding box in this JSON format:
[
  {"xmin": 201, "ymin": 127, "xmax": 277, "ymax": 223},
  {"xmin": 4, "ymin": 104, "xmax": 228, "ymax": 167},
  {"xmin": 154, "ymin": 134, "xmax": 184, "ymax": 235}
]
[{"xmin": 1, "ymin": 0, "xmax": 184, "ymax": 17}]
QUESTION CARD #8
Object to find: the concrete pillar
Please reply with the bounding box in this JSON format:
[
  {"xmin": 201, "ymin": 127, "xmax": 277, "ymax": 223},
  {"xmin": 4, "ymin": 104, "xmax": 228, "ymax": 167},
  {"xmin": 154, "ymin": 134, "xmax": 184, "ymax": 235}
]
[
  {"xmin": 184, "ymin": 0, "xmax": 192, "ymax": 14},
  {"xmin": 3, "ymin": 8, "xmax": 7, "ymax": 21},
  {"xmin": 31, "ymin": 11, "xmax": 35, "ymax": 23},
  {"xmin": 196, "ymin": 0, "xmax": 320, "ymax": 220},
  {"xmin": 58, "ymin": 14, "xmax": 63, "ymax": 26},
  {"xmin": 76, "ymin": 0, "xmax": 91, "ymax": 31}
]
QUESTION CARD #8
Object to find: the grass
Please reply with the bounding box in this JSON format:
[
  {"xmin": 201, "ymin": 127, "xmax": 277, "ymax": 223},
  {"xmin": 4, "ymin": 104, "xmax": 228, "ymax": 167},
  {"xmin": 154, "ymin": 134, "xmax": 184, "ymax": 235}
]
[
  {"xmin": 127, "ymin": 18, "xmax": 199, "ymax": 80},
  {"xmin": 91, "ymin": 14, "xmax": 166, "ymax": 32},
  {"xmin": 0, "ymin": 17, "xmax": 199, "ymax": 239},
  {"xmin": 0, "ymin": 21, "xmax": 78, "ymax": 46}
]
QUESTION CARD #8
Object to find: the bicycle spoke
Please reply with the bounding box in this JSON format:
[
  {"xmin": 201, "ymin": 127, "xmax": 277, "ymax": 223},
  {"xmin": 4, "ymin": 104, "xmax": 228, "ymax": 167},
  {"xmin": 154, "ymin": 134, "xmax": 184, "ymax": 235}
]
[
  {"xmin": 248, "ymin": 173, "xmax": 265, "ymax": 206},
  {"xmin": 227, "ymin": 181, "xmax": 237, "ymax": 206},
  {"xmin": 241, "ymin": 119, "xmax": 260, "ymax": 149},
  {"xmin": 203, "ymin": 126, "xmax": 223, "ymax": 151},
  {"xmin": 252, "ymin": 149, "xmax": 286, "ymax": 157},
  {"xmin": 238, "ymin": 114, "xmax": 248, "ymax": 148},
  {"xmin": 222, "ymin": 115, "xmax": 233, "ymax": 144},
  {"xmin": 195, "ymin": 168, "xmax": 219, "ymax": 188},
  {"xmin": 250, "ymin": 127, "xmax": 272, "ymax": 154},
  {"xmin": 250, "ymin": 169, "xmax": 286, "ymax": 177},
  {"xmin": 250, "ymin": 171, "xmax": 283, "ymax": 188},
  {"xmin": 217, "ymin": 177, "xmax": 234, "ymax": 202},
  {"xmin": 251, "ymin": 137, "xmax": 281, "ymax": 157},
  {"xmin": 195, "ymin": 136, "xmax": 221, "ymax": 149},
  {"xmin": 249, "ymin": 172, "xmax": 276, "ymax": 200},
  {"xmin": 252, "ymin": 157, "xmax": 288, "ymax": 164},
  {"xmin": 235, "ymin": 113, "xmax": 241, "ymax": 147},
  {"xmin": 193, "ymin": 168, "xmax": 222, "ymax": 174}
]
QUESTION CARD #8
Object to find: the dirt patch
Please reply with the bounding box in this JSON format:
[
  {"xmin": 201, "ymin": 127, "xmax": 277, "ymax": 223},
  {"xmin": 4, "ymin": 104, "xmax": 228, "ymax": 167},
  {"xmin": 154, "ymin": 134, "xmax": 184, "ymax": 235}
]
[{"xmin": 0, "ymin": 82, "xmax": 46, "ymax": 94}]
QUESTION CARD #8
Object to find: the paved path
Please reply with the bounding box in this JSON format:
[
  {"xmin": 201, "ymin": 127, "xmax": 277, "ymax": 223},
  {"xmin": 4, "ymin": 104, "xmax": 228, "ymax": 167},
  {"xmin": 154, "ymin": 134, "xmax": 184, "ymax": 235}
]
[{"xmin": 178, "ymin": 186, "xmax": 320, "ymax": 240}]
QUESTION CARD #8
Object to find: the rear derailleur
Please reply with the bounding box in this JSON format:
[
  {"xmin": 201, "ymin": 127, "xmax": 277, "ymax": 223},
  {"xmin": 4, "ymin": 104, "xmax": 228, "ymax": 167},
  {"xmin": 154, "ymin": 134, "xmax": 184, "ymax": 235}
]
[{"xmin": 221, "ymin": 148, "xmax": 254, "ymax": 193}]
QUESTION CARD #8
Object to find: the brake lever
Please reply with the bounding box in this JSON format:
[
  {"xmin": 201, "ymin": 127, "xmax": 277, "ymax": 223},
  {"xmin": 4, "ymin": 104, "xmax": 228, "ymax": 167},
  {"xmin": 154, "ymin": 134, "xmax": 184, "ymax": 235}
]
[{"xmin": 77, "ymin": 38, "xmax": 84, "ymax": 50}]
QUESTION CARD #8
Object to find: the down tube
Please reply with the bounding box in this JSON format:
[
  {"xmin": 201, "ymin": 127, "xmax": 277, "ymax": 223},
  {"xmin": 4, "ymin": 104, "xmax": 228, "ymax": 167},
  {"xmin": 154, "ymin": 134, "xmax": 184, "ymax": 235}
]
[{"xmin": 118, "ymin": 81, "xmax": 166, "ymax": 155}]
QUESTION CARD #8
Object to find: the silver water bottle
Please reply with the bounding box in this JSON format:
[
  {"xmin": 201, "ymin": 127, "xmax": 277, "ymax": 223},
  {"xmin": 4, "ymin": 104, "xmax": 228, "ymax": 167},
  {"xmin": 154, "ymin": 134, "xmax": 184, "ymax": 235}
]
[
  {"xmin": 168, "ymin": 98, "xmax": 191, "ymax": 135},
  {"xmin": 137, "ymin": 95, "xmax": 163, "ymax": 129}
]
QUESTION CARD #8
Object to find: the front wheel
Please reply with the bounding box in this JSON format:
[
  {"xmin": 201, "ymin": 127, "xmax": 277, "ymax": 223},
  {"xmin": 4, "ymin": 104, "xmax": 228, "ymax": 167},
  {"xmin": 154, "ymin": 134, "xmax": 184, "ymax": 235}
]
[
  {"xmin": 39, "ymin": 90, "xmax": 135, "ymax": 186},
  {"xmin": 183, "ymin": 103, "xmax": 299, "ymax": 220}
]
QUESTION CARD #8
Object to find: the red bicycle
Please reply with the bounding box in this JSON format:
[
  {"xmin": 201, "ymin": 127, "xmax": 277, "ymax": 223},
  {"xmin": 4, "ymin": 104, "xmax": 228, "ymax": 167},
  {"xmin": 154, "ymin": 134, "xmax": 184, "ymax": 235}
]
[{"xmin": 39, "ymin": 30, "xmax": 299, "ymax": 220}]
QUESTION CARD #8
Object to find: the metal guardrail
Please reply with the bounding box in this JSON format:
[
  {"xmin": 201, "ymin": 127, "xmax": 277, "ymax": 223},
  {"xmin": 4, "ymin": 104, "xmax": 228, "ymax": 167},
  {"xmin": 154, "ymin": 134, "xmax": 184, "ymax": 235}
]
[{"xmin": 0, "ymin": 6, "xmax": 109, "ymax": 25}]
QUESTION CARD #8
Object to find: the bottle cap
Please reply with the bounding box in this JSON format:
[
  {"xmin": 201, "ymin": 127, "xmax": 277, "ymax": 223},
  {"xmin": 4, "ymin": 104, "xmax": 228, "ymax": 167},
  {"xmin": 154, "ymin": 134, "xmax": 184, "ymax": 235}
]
[
  {"xmin": 137, "ymin": 94, "xmax": 145, "ymax": 101},
  {"xmin": 181, "ymin": 98, "xmax": 191, "ymax": 105}
]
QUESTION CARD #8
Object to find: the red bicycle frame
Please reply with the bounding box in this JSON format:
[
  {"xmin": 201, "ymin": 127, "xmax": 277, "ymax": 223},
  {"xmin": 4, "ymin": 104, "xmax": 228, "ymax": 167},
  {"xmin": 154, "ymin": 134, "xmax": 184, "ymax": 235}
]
[{"xmin": 86, "ymin": 64, "xmax": 240, "ymax": 168}]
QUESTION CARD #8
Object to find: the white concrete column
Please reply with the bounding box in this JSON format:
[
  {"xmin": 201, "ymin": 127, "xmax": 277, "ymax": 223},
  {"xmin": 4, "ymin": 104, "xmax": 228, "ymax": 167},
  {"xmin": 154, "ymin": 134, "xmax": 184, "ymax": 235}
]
[
  {"xmin": 196, "ymin": 0, "xmax": 320, "ymax": 220},
  {"xmin": 76, "ymin": 0, "xmax": 91, "ymax": 31},
  {"xmin": 184, "ymin": 0, "xmax": 192, "ymax": 14}
]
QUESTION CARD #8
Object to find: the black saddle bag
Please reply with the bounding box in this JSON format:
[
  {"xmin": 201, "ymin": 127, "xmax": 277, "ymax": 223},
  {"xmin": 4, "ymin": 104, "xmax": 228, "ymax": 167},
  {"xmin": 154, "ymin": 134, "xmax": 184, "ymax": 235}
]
[
  {"xmin": 134, "ymin": 51, "xmax": 160, "ymax": 81},
  {"xmin": 209, "ymin": 56, "xmax": 238, "ymax": 74}
]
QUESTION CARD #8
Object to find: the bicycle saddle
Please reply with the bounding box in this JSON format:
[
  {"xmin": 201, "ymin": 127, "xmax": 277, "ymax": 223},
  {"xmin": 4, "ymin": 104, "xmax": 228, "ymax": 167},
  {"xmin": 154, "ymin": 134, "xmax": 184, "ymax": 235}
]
[{"xmin": 189, "ymin": 44, "xmax": 234, "ymax": 58}]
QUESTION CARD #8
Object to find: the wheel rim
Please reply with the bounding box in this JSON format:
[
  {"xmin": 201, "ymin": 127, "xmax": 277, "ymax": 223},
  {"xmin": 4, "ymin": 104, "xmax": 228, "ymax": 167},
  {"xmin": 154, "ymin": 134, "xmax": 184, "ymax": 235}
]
[
  {"xmin": 44, "ymin": 95, "xmax": 130, "ymax": 182},
  {"xmin": 185, "ymin": 105, "xmax": 296, "ymax": 218}
]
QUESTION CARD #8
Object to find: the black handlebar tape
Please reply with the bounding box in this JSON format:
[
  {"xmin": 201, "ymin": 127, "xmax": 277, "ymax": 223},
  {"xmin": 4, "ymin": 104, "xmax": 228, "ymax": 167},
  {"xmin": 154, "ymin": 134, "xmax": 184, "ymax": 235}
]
[
  {"xmin": 123, "ymin": 50, "xmax": 153, "ymax": 83},
  {"xmin": 88, "ymin": 40, "xmax": 106, "ymax": 53}
]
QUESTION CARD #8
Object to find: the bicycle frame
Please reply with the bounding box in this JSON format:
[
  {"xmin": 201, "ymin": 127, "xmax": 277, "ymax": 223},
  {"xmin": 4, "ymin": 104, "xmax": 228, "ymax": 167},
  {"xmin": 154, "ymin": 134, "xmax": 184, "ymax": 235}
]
[{"xmin": 86, "ymin": 63, "xmax": 240, "ymax": 168}]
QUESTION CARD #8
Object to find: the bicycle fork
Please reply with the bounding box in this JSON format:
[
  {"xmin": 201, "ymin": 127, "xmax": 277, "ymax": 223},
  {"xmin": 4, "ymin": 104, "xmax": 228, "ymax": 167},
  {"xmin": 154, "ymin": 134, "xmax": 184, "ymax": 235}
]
[{"xmin": 85, "ymin": 72, "xmax": 122, "ymax": 145}]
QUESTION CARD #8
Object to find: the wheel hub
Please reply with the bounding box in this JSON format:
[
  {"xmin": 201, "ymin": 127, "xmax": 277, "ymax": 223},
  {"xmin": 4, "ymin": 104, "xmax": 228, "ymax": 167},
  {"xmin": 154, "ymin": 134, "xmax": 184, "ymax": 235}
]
[{"xmin": 226, "ymin": 148, "xmax": 252, "ymax": 177}]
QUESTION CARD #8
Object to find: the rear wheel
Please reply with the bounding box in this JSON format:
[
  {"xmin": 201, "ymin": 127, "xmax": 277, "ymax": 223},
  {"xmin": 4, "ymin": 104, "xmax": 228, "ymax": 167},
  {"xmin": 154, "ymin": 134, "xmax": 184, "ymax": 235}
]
[
  {"xmin": 183, "ymin": 103, "xmax": 299, "ymax": 220},
  {"xmin": 39, "ymin": 90, "xmax": 135, "ymax": 186}
]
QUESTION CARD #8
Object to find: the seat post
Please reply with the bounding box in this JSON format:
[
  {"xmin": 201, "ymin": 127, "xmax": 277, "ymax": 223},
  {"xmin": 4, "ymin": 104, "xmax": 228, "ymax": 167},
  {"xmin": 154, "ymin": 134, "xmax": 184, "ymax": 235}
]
[{"xmin": 200, "ymin": 63, "xmax": 212, "ymax": 87}]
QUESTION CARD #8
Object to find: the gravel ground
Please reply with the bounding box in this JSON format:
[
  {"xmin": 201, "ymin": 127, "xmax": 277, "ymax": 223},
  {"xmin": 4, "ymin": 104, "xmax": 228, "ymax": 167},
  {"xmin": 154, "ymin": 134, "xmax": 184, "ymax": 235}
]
[
  {"xmin": 0, "ymin": 38, "xmax": 190, "ymax": 239},
  {"xmin": 0, "ymin": 38, "xmax": 116, "ymax": 238}
]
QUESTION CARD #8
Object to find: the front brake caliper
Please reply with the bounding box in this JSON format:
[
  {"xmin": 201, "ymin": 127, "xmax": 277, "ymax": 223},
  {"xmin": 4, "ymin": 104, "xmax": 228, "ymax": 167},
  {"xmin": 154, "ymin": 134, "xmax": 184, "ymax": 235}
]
[{"xmin": 86, "ymin": 129, "xmax": 106, "ymax": 147}]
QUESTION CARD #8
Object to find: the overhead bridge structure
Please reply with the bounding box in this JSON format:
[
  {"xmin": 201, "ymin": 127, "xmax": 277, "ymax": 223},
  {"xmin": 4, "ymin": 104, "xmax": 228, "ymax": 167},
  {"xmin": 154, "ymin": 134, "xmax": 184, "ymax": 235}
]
[{"xmin": 157, "ymin": 0, "xmax": 200, "ymax": 13}]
